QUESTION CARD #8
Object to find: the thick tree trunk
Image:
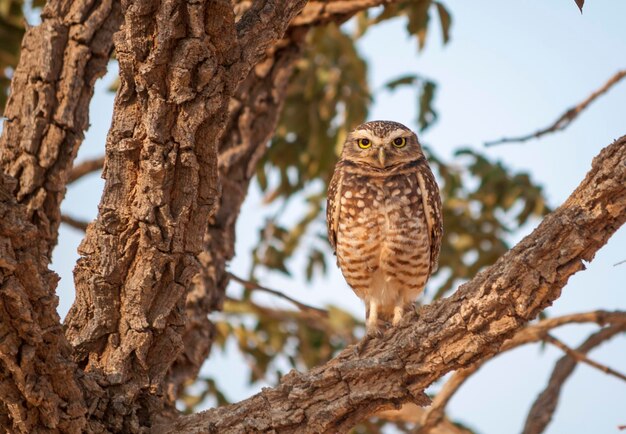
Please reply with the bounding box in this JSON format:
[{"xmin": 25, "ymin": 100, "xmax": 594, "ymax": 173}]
[
  {"xmin": 0, "ymin": 1, "xmax": 121, "ymax": 432},
  {"xmin": 167, "ymin": 28, "xmax": 307, "ymax": 396},
  {"xmin": 0, "ymin": 0, "xmax": 122, "ymax": 257},
  {"xmin": 59, "ymin": 0, "xmax": 306, "ymax": 430},
  {"xmin": 159, "ymin": 137, "xmax": 626, "ymax": 433}
]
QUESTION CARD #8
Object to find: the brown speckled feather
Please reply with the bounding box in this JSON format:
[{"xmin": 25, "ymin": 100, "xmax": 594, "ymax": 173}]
[
  {"xmin": 326, "ymin": 162, "xmax": 344, "ymax": 254},
  {"xmin": 415, "ymin": 160, "xmax": 443, "ymax": 273}
]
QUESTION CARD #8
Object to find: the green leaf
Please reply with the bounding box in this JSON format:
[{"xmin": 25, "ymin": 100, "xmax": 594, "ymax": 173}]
[
  {"xmin": 405, "ymin": 0, "xmax": 431, "ymax": 51},
  {"xmin": 434, "ymin": 1, "xmax": 452, "ymax": 44},
  {"xmin": 417, "ymin": 80, "xmax": 438, "ymax": 131},
  {"xmin": 384, "ymin": 74, "xmax": 418, "ymax": 90}
]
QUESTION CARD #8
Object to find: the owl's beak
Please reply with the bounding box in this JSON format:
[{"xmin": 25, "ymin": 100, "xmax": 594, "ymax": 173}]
[{"xmin": 378, "ymin": 147, "xmax": 386, "ymax": 167}]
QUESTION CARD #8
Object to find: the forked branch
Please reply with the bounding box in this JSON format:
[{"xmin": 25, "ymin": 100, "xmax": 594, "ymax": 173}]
[
  {"xmin": 544, "ymin": 333, "xmax": 626, "ymax": 383},
  {"xmin": 417, "ymin": 310, "xmax": 626, "ymax": 433},
  {"xmin": 523, "ymin": 325, "xmax": 626, "ymax": 434}
]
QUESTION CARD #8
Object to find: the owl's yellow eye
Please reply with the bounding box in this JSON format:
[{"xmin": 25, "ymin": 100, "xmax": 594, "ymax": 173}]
[
  {"xmin": 357, "ymin": 138, "xmax": 371, "ymax": 149},
  {"xmin": 393, "ymin": 137, "xmax": 406, "ymax": 148}
]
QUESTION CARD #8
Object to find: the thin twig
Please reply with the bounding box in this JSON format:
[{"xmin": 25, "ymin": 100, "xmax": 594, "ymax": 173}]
[
  {"xmin": 227, "ymin": 272, "xmax": 329, "ymax": 317},
  {"xmin": 60, "ymin": 214, "xmax": 89, "ymax": 231},
  {"xmin": 68, "ymin": 156, "xmax": 105, "ymax": 183},
  {"xmin": 614, "ymin": 259, "xmax": 626, "ymax": 266},
  {"xmin": 522, "ymin": 325, "xmax": 626, "ymax": 434},
  {"xmin": 485, "ymin": 70, "xmax": 626, "ymax": 146},
  {"xmin": 544, "ymin": 333, "xmax": 626, "ymax": 383},
  {"xmin": 377, "ymin": 403, "xmax": 473, "ymax": 434}
]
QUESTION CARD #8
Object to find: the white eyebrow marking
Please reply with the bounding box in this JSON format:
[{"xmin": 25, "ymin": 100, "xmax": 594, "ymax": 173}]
[
  {"xmin": 386, "ymin": 128, "xmax": 412, "ymax": 140},
  {"xmin": 350, "ymin": 130, "xmax": 384, "ymax": 147}
]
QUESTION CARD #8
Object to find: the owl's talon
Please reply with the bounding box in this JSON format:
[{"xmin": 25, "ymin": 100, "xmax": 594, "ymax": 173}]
[
  {"xmin": 354, "ymin": 339, "xmax": 367, "ymax": 355},
  {"xmin": 368, "ymin": 327, "xmax": 384, "ymax": 339},
  {"xmin": 380, "ymin": 320, "xmax": 392, "ymax": 330}
]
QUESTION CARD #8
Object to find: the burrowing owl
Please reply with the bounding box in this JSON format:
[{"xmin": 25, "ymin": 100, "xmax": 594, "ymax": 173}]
[{"xmin": 327, "ymin": 120, "xmax": 443, "ymax": 337}]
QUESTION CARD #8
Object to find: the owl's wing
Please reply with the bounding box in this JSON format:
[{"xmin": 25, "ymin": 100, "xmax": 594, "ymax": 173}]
[
  {"xmin": 326, "ymin": 165, "xmax": 344, "ymax": 254},
  {"xmin": 415, "ymin": 161, "xmax": 443, "ymax": 274}
]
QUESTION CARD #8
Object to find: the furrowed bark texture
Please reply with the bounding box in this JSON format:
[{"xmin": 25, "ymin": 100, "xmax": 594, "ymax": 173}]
[
  {"xmin": 0, "ymin": 174, "xmax": 87, "ymax": 433},
  {"xmin": 167, "ymin": 29, "xmax": 306, "ymax": 397},
  {"xmin": 61, "ymin": 0, "xmax": 306, "ymax": 430},
  {"xmin": 0, "ymin": 1, "xmax": 121, "ymax": 432},
  {"xmin": 160, "ymin": 136, "xmax": 626, "ymax": 433},
  {"xmin": 0, "ymin": 0, "xmax": 122, "ymax": 257}
]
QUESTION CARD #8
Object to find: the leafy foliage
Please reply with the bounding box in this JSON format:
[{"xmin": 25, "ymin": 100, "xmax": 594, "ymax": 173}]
[
  {"xmin": 356, "ymin": 0, "xmax": 453, "ymax": 50},
  {"xmin": 430, "ymin": 148, "xmax": 549, "ymax": 298},
  {"xmin": 385, "ymin": 74, "xmax": 439, "ymax": 131}
]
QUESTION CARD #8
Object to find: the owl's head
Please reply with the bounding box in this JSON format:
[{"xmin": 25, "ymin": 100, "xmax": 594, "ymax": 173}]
[{"xmin": 341, "ymin": 120, "xmax": 423, "ymax": 169}]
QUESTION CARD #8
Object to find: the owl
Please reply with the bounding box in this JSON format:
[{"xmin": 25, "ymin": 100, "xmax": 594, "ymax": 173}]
[{"xmin": 327, "ymin": 120, "xmax": 443, "ymax": 339}]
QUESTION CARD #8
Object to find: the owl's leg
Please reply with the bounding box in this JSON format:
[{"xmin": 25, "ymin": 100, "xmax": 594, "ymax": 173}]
[
  {"xmin": 392, "ymin": 304, "xmax": 404, "ymax": 326},
  {"xmin": 366, "ymin": 299, "xmax": 380, "ymax": 334},
  {"xmin": 355, "ymin": 299, "xmax": 382, "ymax": 355}
]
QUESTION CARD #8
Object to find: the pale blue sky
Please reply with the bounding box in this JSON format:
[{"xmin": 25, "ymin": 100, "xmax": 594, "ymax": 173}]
[{"xmin": 46, "ymin": 1, "xmax": 625, "ymax": 433}]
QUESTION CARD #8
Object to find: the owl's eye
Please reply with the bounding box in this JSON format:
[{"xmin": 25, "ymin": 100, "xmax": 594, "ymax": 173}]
[
  {"xmin": 393, "ymin": 137, "xmax": 406, "ymax": 148},
  {"xmin": 357, "ymin": 138, "xmax": 371, "ymax": 149}
]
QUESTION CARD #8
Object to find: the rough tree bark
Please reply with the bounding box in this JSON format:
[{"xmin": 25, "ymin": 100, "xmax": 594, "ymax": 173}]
[
  {"xmin": 1, "ymin": 0, "xmax": 306, "ymax": 432},
  {"xmin": 0, "ymin": 1, "xmax": 122, "ymax": 431},
  {"xmin": 62, "ymin": 0, "xmax": 307, "ymax": 430},
  {"xmin": 159, "ymin": 137, "xmax": 626, "ymax": 433},
  {"xmin": 167, "ymin": 28, "xmax": 307, "ymax": 397},
  {"xmin": 0, "ymin": 0, "xmax": 122, "ymax": 256}
]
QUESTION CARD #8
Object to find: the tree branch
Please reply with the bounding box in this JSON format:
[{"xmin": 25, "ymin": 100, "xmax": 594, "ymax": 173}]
[
  {"xmin": 0, "ymin": 1, "xmax": 121, "ymax": 431},
  {"xmin": 60, "ymin": 214, "xmax": 89, "ymax": 232},
  {"xmin": 158, "ymin": 137, "xmax": 626, "ymax": 433},
  {"xmin": 418, "ymin": 365, "xmax": 479, "ymax": 433},
  {"xmin": 60, "ymin": 1, "xmax": 308, "ymax": 430},
  {"xmin": 166, "ymin": 28, "xmax": 308, "ymax": 399},
  {"xmin": 377, "ymin": 403, "xmax": 472, "ymax": 434},
  {"xmin": 544, "ymin": 333, "xmax": 626, "ymax": 383},
  {"xmin": 522, "ymin": 325, "xmax": 626, "ymax": 434},
  {"xmin": 236, "ymin": 1, "xmax": 308, "ymax": 76},
  {"xmin": 485, "ymin": 70, "xmax": 626, "ymax": 146},
  {"xmin": 293, "ymin": 0, "xmax": 397, "ymax": 26},
  {"xmin": 68, "ymin": 156, "xmax": 105, "ymax": 184},
  {"xmin": 228, "ymin": 272, "xmax": 328, "ymax": 317}
]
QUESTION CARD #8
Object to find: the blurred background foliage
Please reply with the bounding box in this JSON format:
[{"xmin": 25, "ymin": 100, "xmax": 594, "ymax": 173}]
[{"xmin": 1, "ymin": 1, "xmax": 549, "ymax": 432}]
